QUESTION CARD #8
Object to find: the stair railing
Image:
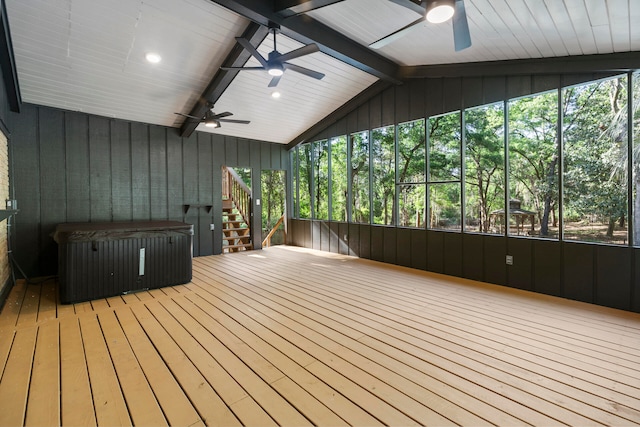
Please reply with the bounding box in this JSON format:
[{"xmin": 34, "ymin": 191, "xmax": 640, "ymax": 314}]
[
  {"xmin": 223, "ymin": 166, "xmax": 252, "ymax": 227},
  {"xmin": 262, "ymin": 214, "xmax": 286, "ymax": 247}
]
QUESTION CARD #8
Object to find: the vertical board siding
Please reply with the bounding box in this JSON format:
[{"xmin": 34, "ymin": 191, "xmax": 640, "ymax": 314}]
[
  {"xmin": 462, "ymin": 233, "xmax": 484, "ymax": 281},
  {"xmin": 596, "ymin": 246, "xmax": 631, "ymax": 310},
  {"xmin": 65, "ymin": 112, "xmax": 91, "ymax": 222},
  {"xmin": 506, "ymin": 237, "xmax": 533, "ymax": 291},
  {"xmin": 38, "ymin": 108, "xmax": 66, "ymax": 274},
  {"xmin": 532, "ymin": 239, "xmax": 562, "ymax": 296},
  {"xmin": 89, "ymin": 116, "xmax": 112, "ymax": 222},
  {"xmin": 410, "ymin": 229, "xmax": 427, "ymax": 271},
  {"xmin": 111, "ymin": 120, "xmax": 133, "ymax": 221},
  {"xmin": 563, "ymin": 243, "xmax": 596, "ymax": 304},
  {"xmin": 131, "ymin": 122, "xmax": 151, "ymax": 220},
  {"xmin": 9, "ymin": 104, "xmax": 287, "ymax": 277},
  {"xmin": 484, "ymin": 235, "xmax": 507, "ymax": 286},
  {"xmin": 149, "ymin": 126, "xmax": 168, "ymax": 221}
]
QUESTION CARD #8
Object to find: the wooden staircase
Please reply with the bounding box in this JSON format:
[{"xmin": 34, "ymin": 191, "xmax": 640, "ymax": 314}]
[
  {"xmin": 222, "ymin": 198, "xmax": 252, "ymax": 252},
  {"xmin": 222, "ymin": 166, "xmax": 252, "ymax": 253}
]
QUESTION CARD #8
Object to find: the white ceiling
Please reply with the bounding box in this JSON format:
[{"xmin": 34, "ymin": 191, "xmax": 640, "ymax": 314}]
[{"xmin": 5, "ymin": 0, "xmax": 640, "ymax": 144}]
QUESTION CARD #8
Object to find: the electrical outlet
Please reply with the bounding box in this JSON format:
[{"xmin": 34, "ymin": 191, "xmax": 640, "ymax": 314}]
[
  {"xmin": 209, "ymin": 223, "xmax": 215, "ymax": 231},
  {"xmin": 506, "ymin": 255, "xmax": 513, "ymax": 265},
  {"xmin": 256, "ymin": 199, "xmax": 260, "ymax": 206}
]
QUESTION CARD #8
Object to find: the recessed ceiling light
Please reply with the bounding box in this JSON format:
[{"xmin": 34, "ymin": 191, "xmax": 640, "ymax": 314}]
[
  {"xmin": 145, "ymin": 52, "xmax": 162, "ymax": 64},
  {"xmin": 271, "ymin": 91, "xmax": 281, "ymax": 99}
]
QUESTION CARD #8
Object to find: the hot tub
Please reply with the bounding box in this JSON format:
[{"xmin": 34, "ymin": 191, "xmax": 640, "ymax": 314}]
[{"xmin": 53, "ymin": 221, "xmax": 193, "ymax": 303}]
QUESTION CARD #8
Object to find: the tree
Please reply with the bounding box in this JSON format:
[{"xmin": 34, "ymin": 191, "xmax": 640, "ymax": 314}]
[
  {"xmin": 508, "ymin": 92, "xmax": 558, "ymax": 237},
  {"xmin": 350, "ymin": 131, "xmax": 370, "ymax": 223},
  {"xmin": 397, "ymin": 120, "xmax": 426, "ymax": 227},
  {"xmin": 563, "ymin": 77, "xmax": 628, "ymax": 243},
  {"xmin": 465, "ymin": 104, "xmax": 505, "ymax": 233},
  {"xmin": 372, "ymin": 126, "xmax": 395, "ymax": 225}
]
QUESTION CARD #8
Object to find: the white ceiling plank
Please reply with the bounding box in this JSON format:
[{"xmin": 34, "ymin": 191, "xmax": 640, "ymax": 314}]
[
  {"xmin": 606, "ymin": 0, "xmax": 630, "ymax": 52},
  {"xmin": 563, "ymin": 0, "xmax": 599, "ymax": 54},
  {"xmin": 6, "ymin": 0, "xmax": 639, "ymax": 144}
]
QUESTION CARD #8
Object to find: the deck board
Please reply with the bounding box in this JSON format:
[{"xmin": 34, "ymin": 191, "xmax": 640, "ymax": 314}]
[
  {"xmin": 1, "ymin": 245, "xmax": 640, "ymax": 426},
  {"xmin": 25, "ymin": 321, "xmax": 60, "ymax": 426}
]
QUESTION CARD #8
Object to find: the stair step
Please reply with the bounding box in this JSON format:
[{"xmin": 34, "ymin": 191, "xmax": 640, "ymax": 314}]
[
  {"xmin": 225, "ymin": 243, "xmax": 253, "ymax": 249},
  {"xmin": 223, "ymin": 226, "xmax": 249, "ymax": 232}
]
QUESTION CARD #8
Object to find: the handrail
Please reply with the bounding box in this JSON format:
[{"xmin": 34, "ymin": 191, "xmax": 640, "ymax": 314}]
[
  {"xmin": 262, "ymin": 214, "xmax": 285, "ymax": 247},
  {"xmin": 223, "ymin": 166, "xmax": 252, "ymax": 229}
]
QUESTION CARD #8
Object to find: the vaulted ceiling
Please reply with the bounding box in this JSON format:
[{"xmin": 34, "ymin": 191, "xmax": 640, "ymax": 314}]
[{"xmin": 6, "ymin": 0, "xmax": 640, "ymax": 145}]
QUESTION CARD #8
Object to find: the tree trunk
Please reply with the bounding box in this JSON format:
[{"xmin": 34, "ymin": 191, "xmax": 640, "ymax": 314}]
[
  {"xmin": 540, "ymin": 157, "xmax": 558, "ymax": 236},
  {"xmin": 606, "ymin": 217, "xmax": 615, "ymax": 237}
]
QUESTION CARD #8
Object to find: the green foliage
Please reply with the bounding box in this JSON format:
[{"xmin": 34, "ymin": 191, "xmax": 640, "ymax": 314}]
[
  {"xmin": 429, "ymin": 112, "xmax": 461, "ymax": 181},
  {"xmin": 398, "ymin": 119, "xmax": 425, "ymax": 183},
  {"xmin": 331, "ymin": 136, "xmax": 348, "ymax": 221},
  {"xmin": 298, "ymin": 144, "xmax": 312, "ymax": 219},
  {"xmin": 261, "ymin": 169, "xmax": 285, "ymax": 237},
  {"xmin": 465, "ymin": 103, "xmax": 505, "ymax": 233},
  {"xmin": 313, "ymin": 140, "xmax": 329, "ymax": 220},
  {"xmin": 563, "ymin": 77, "xmax": 628, "ymax": 243},
  {"xmin": 292, "ymin": 74, "xmax": 637, "ymax": 246},
  {"xmin": 372, "ymin": 126, "xmax": 395, "ymax": 225},
  {"xmin": 351, "ymin": 131, "xmax": 370, "ymax": 223},
  {"xmin": 508, "ymin": 91, "xmax": 558, "ymax": 237}
]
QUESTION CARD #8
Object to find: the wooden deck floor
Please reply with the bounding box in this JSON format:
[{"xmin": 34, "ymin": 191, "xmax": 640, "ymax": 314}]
[{"xmin": 1, "ymin": 245, "xmax": 639, "ymax": 426}]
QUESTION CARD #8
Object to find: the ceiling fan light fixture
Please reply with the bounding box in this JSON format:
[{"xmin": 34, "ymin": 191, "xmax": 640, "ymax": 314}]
[
  {"xmin": 271, "ymin": 91, "xmax": 281, "ymax": 99},
  {"xmin": 267, "ymin": 63, "xmax": 284, "ymax": 76},
  {"xmin": 205, "ymin": 119, "xmax": 220, "ymax": 128},
  {"xmin": 426, "ymin": 0, "xmax": 455, "ymax": 23},
  {"xmin": 145, "ymin": 52, "xmax": 162, "ymax": 64}
]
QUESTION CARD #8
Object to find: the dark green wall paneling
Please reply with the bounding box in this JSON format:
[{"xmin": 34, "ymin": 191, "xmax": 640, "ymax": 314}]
[
  {"xmin": 462, "ymin": 233, "xmax": 484, "ymax": 281},
  {"xmin": 532, "ymin": 239, "xmax": 562, "ymax": 297},
  {"xmin": 563, "ymin": 243, "xmax": 595, "ymax": 304},
  {"xmin": 396, "ymin": 228, "xmax": 412, "ymax": 268},
  {"xmin": 10, "ymin": 104, "xmax": 287, "ymax": 276},
  {"xmin": 443, "ymin": 232, "xmax": 463, "ymax": 277},
  {"xmin": 290, "ymin": 69, "xmax": 640, "ymax": 313},
  {"xmin": 370, "ymin": 225, "xmax": 384, "ymax": 262},
  {"xmin": 410, "ymin": 229, "xmax": 427, "ymax": 271},
  {"xmin": 506, "ymin": 238, "xmax": 533, "ymax": 291},
  {"xmin": 426, "ymin": 230, "xmax": 445, "ymax": 273},
  {"xmin": 329, "ymin": 222, "xmax": 340, "ymax": 253},
  {"xmin": 596, "ymin": 246, "xmax": 631, "ymax": 311},
  {"xmin": 484, "ymin": 235, "xmax": 507, "ymax": 286},
  {"xmin": 339, "ymin": 222, "xmax": 349, "ymax": 255},
  {"xmin": 383, "ymin": 227, "xmax": 397, "ymax": 265}
]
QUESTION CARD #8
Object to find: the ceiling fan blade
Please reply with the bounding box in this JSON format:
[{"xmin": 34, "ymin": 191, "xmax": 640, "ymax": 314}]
[
  {"xmin": 235, "ymin": 37, "xmax": 269, "ymax": 68},
  {"xmin": 369, "ymin": 16, "xmax": 425, "ymax": 49},
  {"xmin": 218, "ymin": 119, "xmax": 250, "ymax": 124},
  {"xmin": 212, "ymin": 111, "xmax": 233, "ymax": 119},
  {"xmin": 220, "ymin": 66, "xmax": 265, "ymax": 71},
  {"xmin": 268, "ymin": 75, "xmax": 283, "ymax": 87},
  {"xmin": 276, "ymin": 44, "xmax": 320, "ymax": 62},
  {"xmin": 452, "ymin": 0, "xmax": 471, "ymax": 51},
  {"xmin": 175, "ymin": 112, "xmax": 203, "ymax": 121},
  {"xmin": 283, "ymin": 63, "xmax": 325, "ymax": 80}
]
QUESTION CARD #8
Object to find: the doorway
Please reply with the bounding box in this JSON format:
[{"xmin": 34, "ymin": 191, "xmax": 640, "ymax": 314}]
[
  {"xmin": 261, "ymin": 170, "xmax": 286, "ymax": 247},
  {"xmin": 222, "ymin": 166, "xmax": 252, "ymax": 253}
]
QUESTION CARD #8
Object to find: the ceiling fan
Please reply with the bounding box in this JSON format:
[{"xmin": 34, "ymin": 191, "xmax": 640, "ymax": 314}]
[
  {"xmin": 369, "ymin": 0, "xmax": 471, "ymax": 51},
  {"xmin": 222, "ymin": 25, "xmax": 325, "ymax": 88},
  {"xmin": 175, "ymin": 106, "xmax": 250, "ymax": 129}
]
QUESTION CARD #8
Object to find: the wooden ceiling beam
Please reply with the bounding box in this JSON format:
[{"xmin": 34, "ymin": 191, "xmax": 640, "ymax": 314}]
[
  {"xmin": 208, "ymin": 0, "xmax": 402, "ymax": 84},
  {"xmin": 400, "ymin": 52, "xmax": 640, "ymax": 78},
  {"xmin": 179, "ymin": 22, "xmax": 269, "ymax": 138},
  {"xmin": 274, "ymin": 0, "xmax": 346, "ymax": 17}
]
